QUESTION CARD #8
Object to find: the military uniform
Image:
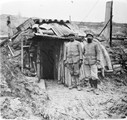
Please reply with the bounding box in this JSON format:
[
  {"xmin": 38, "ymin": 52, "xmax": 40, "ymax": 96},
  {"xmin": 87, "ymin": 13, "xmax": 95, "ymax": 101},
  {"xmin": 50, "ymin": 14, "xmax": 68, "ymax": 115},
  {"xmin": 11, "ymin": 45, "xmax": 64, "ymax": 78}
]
[
  {"xmin": 83, "ymin": 39, "xmax": 101, "ymax": 95},
  {"xmin": 64, "ymin": 40, "xmax": 83, "ymax": 90},
  {"xmin": 83, "ymin": 41, "xmax": 100, "ymax": 80}
]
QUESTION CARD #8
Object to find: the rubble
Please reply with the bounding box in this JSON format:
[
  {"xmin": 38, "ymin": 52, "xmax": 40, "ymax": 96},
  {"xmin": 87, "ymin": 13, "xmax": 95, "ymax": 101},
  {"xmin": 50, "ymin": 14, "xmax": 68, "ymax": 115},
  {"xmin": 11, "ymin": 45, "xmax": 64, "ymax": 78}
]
[
  {"xmin": 0, "ymin": 47, "xmax": 49, "ymax": 120},
  {"xmin": 108, "ymin": 95, "xmax": 127, "ymax": 118},
  {"xmin": 1, "ymin": 97, "xmax": 30, "ymax": 119},
  {"xmin": 110, "ymin": 45, "xmax": 127, "ymax": 74}
]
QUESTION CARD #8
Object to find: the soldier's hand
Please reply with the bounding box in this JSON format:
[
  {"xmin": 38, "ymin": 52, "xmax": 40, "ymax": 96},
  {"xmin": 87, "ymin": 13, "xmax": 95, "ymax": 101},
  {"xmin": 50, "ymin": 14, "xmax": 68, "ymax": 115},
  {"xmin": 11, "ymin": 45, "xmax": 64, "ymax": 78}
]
[
  {"xmin": 79, "ymin": 59, "xmax": 83, "ymax": 64},
  {"xmin": 79, "ymin": 59, "xmax": 83, "ymax": 67},
  {"xmin": 97, "ymin": 60, "xmax": 100, "ymax": 65},
  {"xmin": 64, "ymin": 60, "xmax": 67, "ymax": 66}
]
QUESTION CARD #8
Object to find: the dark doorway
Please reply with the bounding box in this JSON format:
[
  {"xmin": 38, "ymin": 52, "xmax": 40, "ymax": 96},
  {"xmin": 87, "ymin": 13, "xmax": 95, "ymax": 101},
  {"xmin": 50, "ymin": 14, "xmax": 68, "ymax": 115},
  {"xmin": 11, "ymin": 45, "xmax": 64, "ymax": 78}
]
[{"xmin": 40, "ymin": 39, "xmax": 55, "ymax": 79}]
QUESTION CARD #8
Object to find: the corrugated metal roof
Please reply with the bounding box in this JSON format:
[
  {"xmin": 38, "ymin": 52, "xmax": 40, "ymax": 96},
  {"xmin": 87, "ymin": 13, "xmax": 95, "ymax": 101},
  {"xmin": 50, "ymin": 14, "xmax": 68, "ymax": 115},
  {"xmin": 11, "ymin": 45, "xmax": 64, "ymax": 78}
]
[
  {"xmin": 34, "ymin": 33, "xmax": 68, "ymax": 40},
  {"xmin": 66, "ymin": 23, "xmax": 86, "ymax": 37},
  {"xmin": 51, "ymin": 23, "xmax": 74, "ymax": 37},
  {"xmin": 12, "ymin": 18, "xmax": 86, "ymax": 41},
  {"xmin": 33, "ymin": 18, "xmax": 70, "ymax": 24},
  {"xmin": 34, "ymin": 22, "xmax": 86, "ymax": 38},
  {"xmin": 39, "ymin": 24, "xmax": 52, "ymax": 30},
  {"xmin": 36, "ymin": 22, "xmax": 75, "ymax": 37}
]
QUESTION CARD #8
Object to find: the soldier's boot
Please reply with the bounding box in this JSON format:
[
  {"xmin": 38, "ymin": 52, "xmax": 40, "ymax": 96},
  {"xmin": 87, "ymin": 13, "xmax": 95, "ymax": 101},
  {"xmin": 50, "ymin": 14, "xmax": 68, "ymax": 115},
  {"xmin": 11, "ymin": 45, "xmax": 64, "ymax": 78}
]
[
  {"xmin": 76, "ymin": 77, "xmax": 82, "ymax": 91},
  {"xmin": 77, "ymin": 86, "xmax": 82, "ymax": 91},
  {"xmin": 58, "ymin": 80, "xmax": 62, "ymax": 84},
  {"xmin": 87, "ymin": 78, "xmax": 94, "ymax": 92},
  {"xmin": 69, "ymin": 84, "xmax": 77, "ymax": 90},
  {"xmin": 93, "ymin": 80, "xmax": 99, "ymax": 95},
  {"xmin": 69, "ymin": 76, "xmax": 76, "ymax": 90},
  {"xmin": 69, "ymin": 85, "xmax": 74, "ymax": 90}
]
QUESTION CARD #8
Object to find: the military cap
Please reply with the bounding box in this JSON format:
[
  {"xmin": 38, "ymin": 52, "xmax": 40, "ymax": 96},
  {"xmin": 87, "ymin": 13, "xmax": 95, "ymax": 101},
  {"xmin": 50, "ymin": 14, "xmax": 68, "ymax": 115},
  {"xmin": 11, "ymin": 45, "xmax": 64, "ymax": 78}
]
[{"xmin": 86, "ymin": 33, "xmax": 94, "ymax": 37}]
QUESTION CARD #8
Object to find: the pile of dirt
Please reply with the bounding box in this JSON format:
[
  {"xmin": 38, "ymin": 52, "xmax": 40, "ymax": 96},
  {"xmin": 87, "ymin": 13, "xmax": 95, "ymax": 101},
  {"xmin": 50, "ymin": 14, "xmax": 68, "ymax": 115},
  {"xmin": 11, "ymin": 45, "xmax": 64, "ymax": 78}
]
[
  {"xmin": 0, "ymin": 47, "xmax": 49, "ymax": 120},
  {"xmin": 108, "ymin": 95, "xmax": 127, "ymax": 119},
  {"xmin": 103, "ymin": 75, "xmax": 127, "ymax": 119},
  {"xmin": 110, "ymin": 45, "xmax": 127, "ymax": 74},
  {"xmin": 1, "ymin": 97, "xmax": 31, "ymax": 119}
]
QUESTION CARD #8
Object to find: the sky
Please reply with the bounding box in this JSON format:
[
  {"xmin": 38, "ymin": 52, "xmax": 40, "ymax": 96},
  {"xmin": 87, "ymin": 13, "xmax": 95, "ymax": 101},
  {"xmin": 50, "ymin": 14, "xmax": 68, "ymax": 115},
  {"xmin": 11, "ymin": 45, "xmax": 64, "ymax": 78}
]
[{"xmin": 0, "ymin": 0, "xmax": 127, "ymax": 23}]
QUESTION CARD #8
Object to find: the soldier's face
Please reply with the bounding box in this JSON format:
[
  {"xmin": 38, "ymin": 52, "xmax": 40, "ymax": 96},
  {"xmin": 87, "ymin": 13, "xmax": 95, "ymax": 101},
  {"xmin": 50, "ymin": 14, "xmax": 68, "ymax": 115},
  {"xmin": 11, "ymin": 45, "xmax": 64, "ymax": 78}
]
[
  {"xmin": 87, "ymin": 36, "xmax": 93, "ymax": 43},
  {"xmin": 70, "ymin": 38, "xmax": 74, "ymax": 42}
]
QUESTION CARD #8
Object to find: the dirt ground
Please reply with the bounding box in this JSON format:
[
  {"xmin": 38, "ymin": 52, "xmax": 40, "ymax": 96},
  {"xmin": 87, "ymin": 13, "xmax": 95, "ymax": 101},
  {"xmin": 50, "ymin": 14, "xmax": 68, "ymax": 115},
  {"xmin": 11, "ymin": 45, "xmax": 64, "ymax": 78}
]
[
  {"xmin": 0, "ymin": 48, "xmax": 127, "ymax": 120},
  {"xmin": 45, "ymin": 78, "xmax": 127, "ymax": 119}
]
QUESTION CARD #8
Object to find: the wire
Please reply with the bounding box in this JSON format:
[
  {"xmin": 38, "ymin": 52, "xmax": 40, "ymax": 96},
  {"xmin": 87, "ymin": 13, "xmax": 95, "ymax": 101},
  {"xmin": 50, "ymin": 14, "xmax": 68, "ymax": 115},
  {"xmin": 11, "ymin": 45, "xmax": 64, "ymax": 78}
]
[{"xmin": 83, "ymin": 0, "xmax": 100, "ymax": 21}]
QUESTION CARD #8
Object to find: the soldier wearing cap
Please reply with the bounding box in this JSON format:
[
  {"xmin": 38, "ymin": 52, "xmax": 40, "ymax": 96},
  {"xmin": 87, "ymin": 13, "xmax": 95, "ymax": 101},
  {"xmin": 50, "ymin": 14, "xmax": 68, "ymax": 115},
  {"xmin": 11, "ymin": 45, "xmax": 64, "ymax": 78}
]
[
  {"xmin": 83, "ymin": 33, "xmax": 101, "ymax": 95},
  {"xmin": 64, "ymin": 34, "xmax": 83, "ymax": 91}
]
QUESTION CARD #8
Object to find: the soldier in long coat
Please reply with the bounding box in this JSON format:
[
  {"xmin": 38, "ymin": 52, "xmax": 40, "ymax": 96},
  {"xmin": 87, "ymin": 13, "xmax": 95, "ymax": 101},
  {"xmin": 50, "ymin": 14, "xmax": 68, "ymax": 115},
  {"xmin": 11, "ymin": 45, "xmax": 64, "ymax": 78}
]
[
  {"xmin": 83, "ymin": 33, "xmax": 101, "ymax": 95},
  {"xmin": 64, "ymin": 35, "xmax": 83, "ymax": 91}
]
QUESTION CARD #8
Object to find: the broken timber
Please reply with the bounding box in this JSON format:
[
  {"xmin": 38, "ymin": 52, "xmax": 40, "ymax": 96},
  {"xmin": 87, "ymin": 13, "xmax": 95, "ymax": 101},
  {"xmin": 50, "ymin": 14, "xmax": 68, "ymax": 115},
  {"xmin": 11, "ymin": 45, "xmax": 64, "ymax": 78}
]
[
  {"xmin": 21, "ymin": 36, "xmax": 24, "ymax": 73},
  {"xmin": 7, "ymin": 45, "xmax": 14, "ymax": 56},
  {"xmin": 37, "ymin": 41, "xmax": 41, "ymax": 82},
  {"xmin": 37, "ymin": 79, "xmax": 46, "ymax": 90}
]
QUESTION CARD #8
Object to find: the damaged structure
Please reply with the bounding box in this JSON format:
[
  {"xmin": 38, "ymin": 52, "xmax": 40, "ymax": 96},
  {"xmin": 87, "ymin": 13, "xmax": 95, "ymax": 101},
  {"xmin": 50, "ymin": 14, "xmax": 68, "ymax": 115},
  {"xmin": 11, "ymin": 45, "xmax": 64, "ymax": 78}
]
[
  {"xmin": 1, "ymin": 16, "xmax": 127, "ymax": 89},
  {"xmin": 5, "ymin": 18, "xmax": 88, "ymax": 86},
  {"xmin": 5, "ymin": 16, "xmax": 127, "ymax": 88}
]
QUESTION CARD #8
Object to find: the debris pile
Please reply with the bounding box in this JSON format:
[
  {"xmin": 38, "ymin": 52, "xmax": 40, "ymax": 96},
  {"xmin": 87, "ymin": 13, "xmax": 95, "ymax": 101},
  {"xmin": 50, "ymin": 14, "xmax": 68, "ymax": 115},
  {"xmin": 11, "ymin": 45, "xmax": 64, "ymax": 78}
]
[
  {"xmin": 0, "ymin": 47, "xmax": 49, "ymax": 120},
  {"xmin": 110, "ymin": 46, "xmax": 127, "ymax": 74},
  {"xmin": 108, "ymin": 95, "xmax": 127, "ymax": 118},
  {"xmin": 1, "ymin": 98, "xmax": 31, "ymax": 119},
  {"xmin": 102, "ymin": 76, "xmax": 127, "ymax": 118}
]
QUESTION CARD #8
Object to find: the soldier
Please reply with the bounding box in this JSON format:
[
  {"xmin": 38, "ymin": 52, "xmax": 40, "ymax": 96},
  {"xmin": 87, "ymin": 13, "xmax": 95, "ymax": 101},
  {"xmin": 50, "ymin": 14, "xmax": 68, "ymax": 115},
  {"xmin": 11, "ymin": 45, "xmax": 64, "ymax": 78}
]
[
  {"xmin": 83, "ymin": 33, "xmax": 101, "ymax": 95},
  {"xmin": 64, "ymin": 34, "xmax": 83, "ymax": 91}
]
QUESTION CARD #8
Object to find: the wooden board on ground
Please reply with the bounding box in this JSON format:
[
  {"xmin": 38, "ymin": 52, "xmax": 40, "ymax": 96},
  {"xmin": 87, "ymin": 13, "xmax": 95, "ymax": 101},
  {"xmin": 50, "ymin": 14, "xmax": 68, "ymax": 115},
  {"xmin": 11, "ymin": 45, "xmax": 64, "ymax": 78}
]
[
  {"xmin": 37, "ymin": 79, "xmax": 46, "ymax": 90},
  {"xmin": 26, "ymin": 76, "xmax": 38, "ymax": 83}
]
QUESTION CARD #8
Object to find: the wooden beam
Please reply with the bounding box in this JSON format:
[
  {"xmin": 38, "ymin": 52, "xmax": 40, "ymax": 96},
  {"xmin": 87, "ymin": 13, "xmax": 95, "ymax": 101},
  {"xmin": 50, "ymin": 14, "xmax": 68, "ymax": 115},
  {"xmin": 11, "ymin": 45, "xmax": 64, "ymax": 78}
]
[
  {"xmin": 37, "ymin": 79, "xmax": 46, "ymax": 90},
  {"xmin": 21, "ymin": 37, "xmax": 24, "ymax": 72},
  {"xmin": 37, "ymin": 41, "xmax": 41, "ymax": 82},
  {"xmin": 112, "ymin": 37, "xmax": 124, "ymax": 40},
  {"xmin": 7, "ymin": 45, "xmax": 14, "ymax": 56},
  {"xmin": 98, "ymin": 17, "xmax": 111, "ymax": 37},
  {"xmin": 109, "ymin": 1, "xmax": 113, "ymax": 47},
  {"xmin": 103, "ymin": 1, "xmax": 113, "ymax": 44}
]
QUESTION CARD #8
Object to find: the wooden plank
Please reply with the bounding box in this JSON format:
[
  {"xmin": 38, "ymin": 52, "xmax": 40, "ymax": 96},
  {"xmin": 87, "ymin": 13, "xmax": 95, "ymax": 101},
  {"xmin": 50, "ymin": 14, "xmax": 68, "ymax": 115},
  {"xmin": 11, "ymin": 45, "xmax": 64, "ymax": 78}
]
[
  {"xmin": 23, "ymin": 45, "xmax": 30, "ymax": 48},
  {"xmin": 7, "ymin": 45, "xmax": 14, "ymax": 56},
  {"xmin": 40, "ymin": 41, "xmax": 43, "ymax": 79},
  {"xmin": 37, "ymin": 41, "xmax": 41, "ymax": 82},
  {"xmin": 21, "ymin": 37, "xmax": 24, "ymax": 72},
  {"xmin": 112, "ymin": 37, "xmax": 124, "ymax": 40},
  {"xmin": 17, "ymin": 18, "xmax": 35, "ymax": 32},
  {"xmin": 37, "ymin": 79, "xmax": 46, "ymax": 90},
  {"xmin": 35, "ymin": 33, "xmax": 69, "ymax": 40},
  {"xmin": 109, "ymin": 1, "xmax": 113, "ymax": 46}
]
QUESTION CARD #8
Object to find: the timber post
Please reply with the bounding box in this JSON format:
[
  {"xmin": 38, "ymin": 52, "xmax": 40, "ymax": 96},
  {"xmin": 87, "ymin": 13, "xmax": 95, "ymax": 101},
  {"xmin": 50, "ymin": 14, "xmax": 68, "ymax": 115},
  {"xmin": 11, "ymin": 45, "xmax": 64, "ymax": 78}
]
[
  {"xmin": 104, "ymin": 1, "xmax": 113, "ymax": 46},
  {"xmin": 37, "ymin": 41, "xmax": 41, "ymax": 82},
  {"xmin": 21, "ymin": 36, "xmax": 24, "ymax": 72},
  {"xmin": 109, "ymin": 1, "xmax": 113, "ymax": 47}
]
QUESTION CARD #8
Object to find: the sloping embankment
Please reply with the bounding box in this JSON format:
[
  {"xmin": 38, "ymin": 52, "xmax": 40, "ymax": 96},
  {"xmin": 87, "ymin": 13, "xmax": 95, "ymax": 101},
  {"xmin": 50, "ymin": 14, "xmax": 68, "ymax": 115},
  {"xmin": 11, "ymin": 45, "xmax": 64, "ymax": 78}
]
[{"xmin": 0, "ymin": 47, "xmax": 49, "ymax": 120}]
